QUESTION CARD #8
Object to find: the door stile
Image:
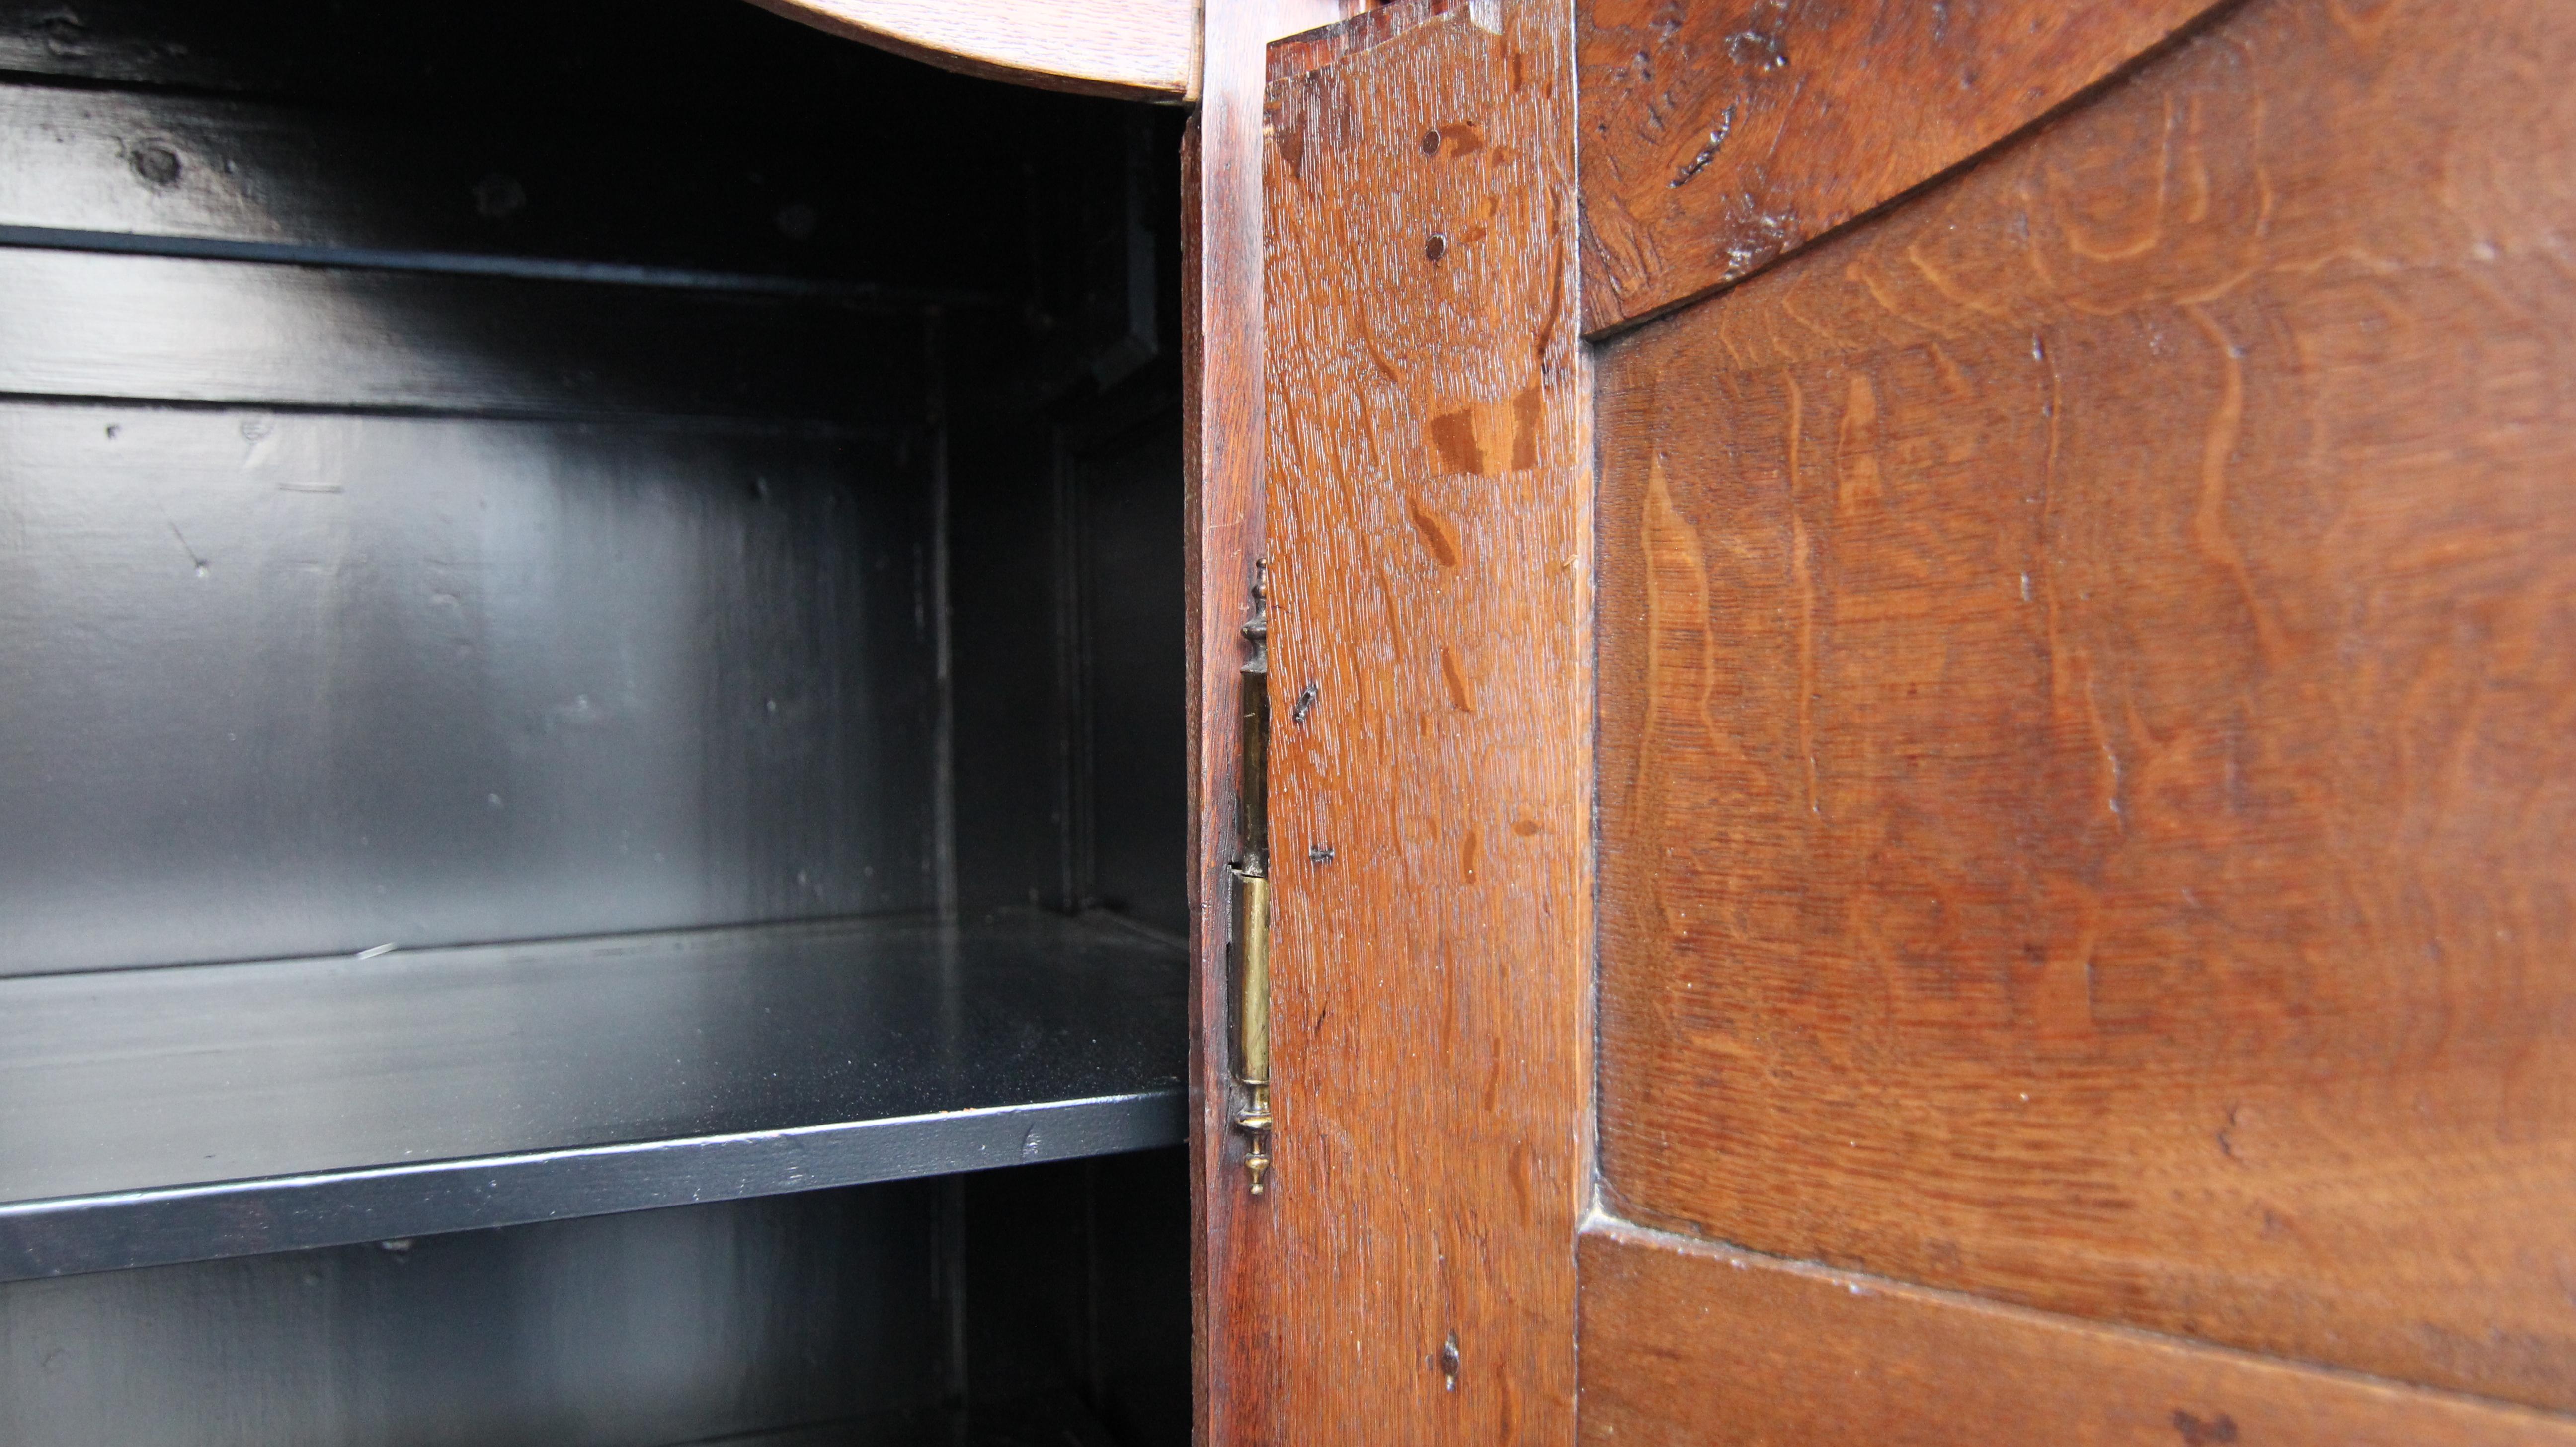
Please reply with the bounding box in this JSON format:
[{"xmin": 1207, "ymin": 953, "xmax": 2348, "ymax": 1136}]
[
  {"xmin": 1183, "ymin": 5, "xmax": 1358, "ymax": 1446},
  {"xmin": 1230, "ymin": 1, "xmax": 1594, "ymax": 1440}
]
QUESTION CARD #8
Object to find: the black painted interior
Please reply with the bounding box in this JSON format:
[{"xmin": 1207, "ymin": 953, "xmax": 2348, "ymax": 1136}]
[{"xmin": 0, "ymin": 0, "xmax": 1189, "ymax": 1442}]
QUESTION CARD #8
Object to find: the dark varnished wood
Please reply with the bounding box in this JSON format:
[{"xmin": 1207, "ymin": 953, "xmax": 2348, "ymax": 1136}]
[
  {"xmin": 1255, "ymin": 1, "xmax": 1590, "ymax": 1439},
  {"xmin": 1181, "ymin": 6, "xmax": 1348, "ymax": 1447},
  {"xmin": 1577, "ymin": 0, "xmax": 2221, "ymax": 332},
  {"xmin": 1580, "ymin": 1221, "xmax": 2576, "ymax": 1446},
  {"xmin": 1596, "ymin": 0, "xmax": 2576, "ymax": 1411}
]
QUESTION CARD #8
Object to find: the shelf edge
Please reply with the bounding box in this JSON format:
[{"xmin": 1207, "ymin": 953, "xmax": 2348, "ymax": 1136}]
[{"xmin": 0, "ymin": 1089, "xmax": 1183, "ymax": 1282}]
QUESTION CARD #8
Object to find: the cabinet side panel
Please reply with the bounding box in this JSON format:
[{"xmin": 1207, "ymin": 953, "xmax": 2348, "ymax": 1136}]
[
  {"xmin": 1594, "ymin": 0, "xmax": 2576, "ymax": 1411},
  {"xmin": 1256, "ymin": 2, "xmax": 1590, "ymax": 1442}
]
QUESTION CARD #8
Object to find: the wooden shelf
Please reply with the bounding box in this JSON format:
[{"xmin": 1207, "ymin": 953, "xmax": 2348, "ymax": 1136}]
[{"xmin": 0, "ymin": 909, "xmax": 1182, "ymax": 1280}]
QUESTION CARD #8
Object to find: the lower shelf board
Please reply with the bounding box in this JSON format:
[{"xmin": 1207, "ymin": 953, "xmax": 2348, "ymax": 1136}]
[
  {"xmin": 0, "ymin": 908, "xmax": 1184, "ymax": 1281},
  {"xmin": 698, "ymin": 1389, "xmax": 1124, "ymax": 1447}
]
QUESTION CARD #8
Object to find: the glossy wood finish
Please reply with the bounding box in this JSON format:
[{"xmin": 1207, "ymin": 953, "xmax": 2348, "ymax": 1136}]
[
  {"xmin": 742, "ymin": 0, "xmax": 1200, "ymax": 101},
  {"xmin": 1595, "ymin": 0, "xmax": 2576, "ymax": 1411},
  {"xmin": 1254, "ymin": 1, "xmax": 1591, "ymax": 1439},
  {"xmin": 1580, "ymin": 1220, "xmax": 2576, "ymax": 1447},
  {"xmin": 1179, "ymin": 4, "xmax": 1350, "ymax": 1445},
  {"xmin": 1577, "ymin": 0, "xmax": 2220, "ymax": 331}
]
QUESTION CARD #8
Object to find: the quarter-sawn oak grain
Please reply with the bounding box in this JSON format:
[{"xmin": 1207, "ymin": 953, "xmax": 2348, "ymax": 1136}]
[
  {"xmin": 1580, "ymin": 1221, "xmax": 2576, "ymax": 1446},
  {"xmin": 1596, "ymin": 0, "xmax": 2576, "ymax": 1412},
  {"xmin": 1578, "ymin": 0, "xmax": 2222, "ymax": 332},
  {"xmin": 1260, "ymin": 1, "xmax": 1591, "ymax": 1440}
]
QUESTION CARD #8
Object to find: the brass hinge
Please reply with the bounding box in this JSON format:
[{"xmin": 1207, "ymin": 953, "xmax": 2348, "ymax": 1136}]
[
  {"xmin": 1232, "ymin": 563, "xmax": 1274, "ymax": 1194},
  {"xmin": 1231, "ymin": 869, "xmax": 1272, "ymax": 1193}
]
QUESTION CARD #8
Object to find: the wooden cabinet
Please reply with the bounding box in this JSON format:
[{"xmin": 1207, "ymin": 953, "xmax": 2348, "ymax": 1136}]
[
  {"xmin": 1165, "ymin": 0, "xmax": 2576, "ymax": 1440},
  {"xmin": 5, "ymin": 0, "xmax": 2573, "ymax": 1441}
]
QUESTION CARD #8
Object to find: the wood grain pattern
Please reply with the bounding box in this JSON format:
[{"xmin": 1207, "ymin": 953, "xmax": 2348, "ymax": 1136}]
[
  {"xmin": 741, "ymin": 0, "xmax": 1200, "ymax": 101},
  {"xmin": 1258, "ymin": 0, "xmax": 1590, "ymax": 1439},
  {"xmin": 1182, "ymin": 5, "xmax": 1352, "ymax": 1447},
  {"xmin": 1577, "ymin": 0, "xmax": 2221, "ymax": 332},
  {"xmin": 1580, "ymin": 1220, "xmax": 2576, "ymax": 1446},
  {"xmin": 1266, "ymin": 0, "xmax": 1464, "ymax": 78},
  {"xmin": 1595, "ymin": 0, "xmax": 2576, "ymax": 1409}
]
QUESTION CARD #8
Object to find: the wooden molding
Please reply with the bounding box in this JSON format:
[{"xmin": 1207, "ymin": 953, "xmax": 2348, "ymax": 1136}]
[
  {"xmin": 741, "ymin": 0, "xmax": 1202, "ymax": 101},
  {"xmin": 1577, "ymin": 0, "xmax": 2223, "ymax": 331},
  {"xmin": 1581, "ymin": 1218, "xmax": 2576, "ymax": 1445}
]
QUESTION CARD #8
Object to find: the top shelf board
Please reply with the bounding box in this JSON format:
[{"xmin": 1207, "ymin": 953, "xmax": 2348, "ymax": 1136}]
[{"xmin": 0, "ymin": 909, "xmax": 1183, "ymax": 1281}]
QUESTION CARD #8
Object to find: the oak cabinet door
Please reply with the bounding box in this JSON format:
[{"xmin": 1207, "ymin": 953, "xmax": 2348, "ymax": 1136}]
[
  {"xmin": 1210, "ymin": 0, "xmax": 2576, "ymax": 1443},
  {"xmin": 1235, "ymin": 4, "xmax": 1596, "ymax": 1442}
]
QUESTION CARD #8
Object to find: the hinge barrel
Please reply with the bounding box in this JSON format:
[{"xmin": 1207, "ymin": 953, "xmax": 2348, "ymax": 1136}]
[
  {"xmin": 1231, "ymin": 564, "xmax": 1274, "ymax": 1194},
  {"xmin": 1233, "ymin": 869, "xmax": 1272, "ymax": 1087},
  {"xmin": 1231, "ymin": 866, "xmax": 1273, "ymax": 1193}
]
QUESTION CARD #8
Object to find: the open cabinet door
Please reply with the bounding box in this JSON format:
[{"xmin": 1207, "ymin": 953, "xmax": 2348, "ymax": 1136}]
[
  {"xmin": 1226, "ymin": 2, "xmax": 1598, "ymax": 1442},
  {"xmin": 1222, "ymin": 0, "xmax": 2576, "ymax": 1442}
]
